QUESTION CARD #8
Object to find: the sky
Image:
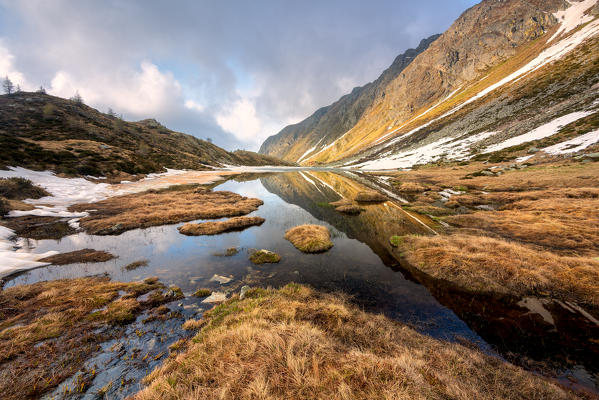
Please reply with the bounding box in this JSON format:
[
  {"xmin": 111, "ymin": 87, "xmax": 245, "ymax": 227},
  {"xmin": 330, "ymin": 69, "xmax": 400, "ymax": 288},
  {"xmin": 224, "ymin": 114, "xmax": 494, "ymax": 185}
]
[{"xmin": 0, "ymin": 0, "xmax": 478, "ymax": 151}]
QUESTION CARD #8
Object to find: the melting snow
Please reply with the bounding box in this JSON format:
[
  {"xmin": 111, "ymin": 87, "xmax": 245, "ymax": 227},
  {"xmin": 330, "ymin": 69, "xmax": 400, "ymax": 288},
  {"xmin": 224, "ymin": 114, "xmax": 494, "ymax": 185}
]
[
  {"xmin": 549, "ymin": 0, "xmax": 598, "ymax": 42},
  {"xmin": 0, "ymin": 226, "xmax": 58, "ymax": 279},
  {"xmin": 0, "ymin": 167, "xmax": 189, "ymax": 278},
  {"xmin": 483, "ymin": 111, "xmax": 593, "ymax": 153},
  {"xmin": 543, "ymin": 129, "xmax": 599, "ymax": 154},
  {"xmin": 357, "ymin": 131, "xmax": 498, "ymax": 170}
]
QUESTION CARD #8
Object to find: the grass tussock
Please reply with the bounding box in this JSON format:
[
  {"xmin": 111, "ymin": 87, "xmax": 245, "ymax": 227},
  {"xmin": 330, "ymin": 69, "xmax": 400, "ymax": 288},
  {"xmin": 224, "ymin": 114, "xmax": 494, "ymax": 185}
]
[
  {"xmin": 135, "ymin": 284, "xmax": 576, "ymax": 400},
  {"xmin": 0, "ymin": 276, "xmax": 166, "ymax": 399},
  {"xmin": 182, "ymin": 319, "xmax": 206, "ymax": 331},
  {"xmin": 70, "ymin": 186, "xmax": 264, "ymax": 235},
  {"xmin": 178, "ymin": 216, "xmax": 264, "ymax": 236},
  {"xmin": 395, "ymin": 181, "xmax": 429, "ymax": 193},
  {"xmin": 399, "ymin": 234, "xmax": 599, "ymax": 308},
  {"xmin": 0, "ymin": 177, "xmax": 49, "ymax": 200},
  {"xmin": 39, "ymin": 248, "xmax": 115, "ymax": 265},
  {"xmin": 193, "ymin": 289, "xmax": 212, "ymax": 298},
  {"xmin": 249, "ymin": 249, "xmax": 281, "ymax": 264},
  {"xmin": 285, "ymin": 224, "xmax": 333, "ymax": 253},
  {"xmin": 355, "ymin": 190, "xmax": 387, "ymax": 203}
]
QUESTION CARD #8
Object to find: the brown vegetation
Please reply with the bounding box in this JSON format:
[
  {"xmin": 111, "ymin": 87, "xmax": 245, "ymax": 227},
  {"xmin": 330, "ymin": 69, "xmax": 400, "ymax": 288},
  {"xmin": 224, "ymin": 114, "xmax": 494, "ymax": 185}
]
[
  {"xmin": 398, "ymin": 234, "xmax": 599, "ymax": 308},
  {"xmin": 354, "ymin": 191, "xmax": 387, "ymax": 202},
  {"xmin": 334, "ymin": 204, "xmax": 364, "ymax": 215},
  {"xmin": 384, "ymin": 161, "xmax": 599, "ymax": 309},
  {"xmin": 395, "ymin": 181, "xmax": 429, "ymax": 193},
  {"xmin": 135, "ymin": 284, "xmax": 576, "ymax": 400},
  {"xmin": 70, "ymin": 186, "xmax": 264, "ymax": 235},
  {"xmin": 249, "ymin": 249, "xmax": 281, "ymax": 264},
  {"xmin": 178, "ymin": 216, "xmax": 264, "ymax": 236},
  {"xmin": 0, "ymin": 177, "xmax": 49, "ymax": 216},
  {"xmin": 123, "ymin": 259, "xmax": 149, "ymax": 271},
  {"xmin": 0, "ymin": 177, "xmax": 49, "ymax": 200},
  {"xmin": 285, "ymin": 224, "xmax": 333, "ymax": 253},
  {"xmin": 0, "ymin": 215, "xmax": 77, "ymax": 239},
  {"xmin": 0, "ymin": 276, "xmax": 169, "ymax": 399},
  {"xmin": 39, "ymin": 248, "xmax": 115, "ymax": 265}
]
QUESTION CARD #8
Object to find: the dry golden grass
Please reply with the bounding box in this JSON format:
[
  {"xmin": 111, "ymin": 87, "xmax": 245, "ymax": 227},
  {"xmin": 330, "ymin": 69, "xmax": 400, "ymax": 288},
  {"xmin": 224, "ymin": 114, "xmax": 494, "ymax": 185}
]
[
  {"xmin": 135, "ymin": 284, "xmax": 577, "ymax": 400},
  {"xmin": 70, "ymin": 186, "xmax": 264, "ymax": 235},
  {"xmin": 354, "ymin": 191, "xmax": 387, "ymax": 202},
  {"xmin": 395, "ymin": 181, "xmax": 429, "ymax": 193},
  {"xmin": 0, "ymin": 276, "xmax": 166, "ymax": 399},
  {"xmin": 446, "ymin": 197, "xmax": 599, "ymax": 256},
  {"xmin": 399, "ymin": 234, "xmax": 599, "ymax": 308},
  {"xmin": 285, "ymin": 224, "xmax": 333, "ymax": 253},
  {"xmin": 178, "ymin": 216, "xmax": 264, "ymax": 236},
  {"xmin": 39, "ymin": 248, "xmax": 115, "ymax": 265},
  {"xmin": 403, "ymin": 204, "xmax": 455, "ymax": 216},
  {"xmin": 182, "ymin": 319, "xmax": 206, "ymax": 331},
  {"xmin": 380, "ymin": 162, "xmax": 599, "ymax": 192}
]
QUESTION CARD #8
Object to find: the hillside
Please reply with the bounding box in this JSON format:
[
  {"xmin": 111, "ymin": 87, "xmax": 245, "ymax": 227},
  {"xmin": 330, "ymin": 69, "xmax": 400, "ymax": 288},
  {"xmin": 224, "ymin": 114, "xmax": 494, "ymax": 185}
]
[
  {"xmin": 260, "ymin": 0, "xmax": 599, "ymax": 168},
  {"xmin": 258, "ymin": 34, "xmax": 440, "ymax": 161},
  {"xmin": 0, "ymin": 92, "xmax": 293, "ymax": 178}
]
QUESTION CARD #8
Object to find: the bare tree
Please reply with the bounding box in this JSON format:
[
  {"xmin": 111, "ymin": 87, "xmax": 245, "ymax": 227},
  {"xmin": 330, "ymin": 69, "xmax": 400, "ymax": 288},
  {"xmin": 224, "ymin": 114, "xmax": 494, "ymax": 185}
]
[
  {"xmin": 107, "ymin": 107, "xmax": 116, "ymax": 117},
  {"xmin": 37, "ymin": 86, "xmax": 46, "ymax": 94},
  {"xmin": 16, "ymin": 85, "xmax": 21, "ymax": 93},
  {"xmin": 2, "ymin": 76, "xmax": 14, "ymax": 95},
  {"xmin": 70, "ymin": 90, "xmax": 84, "ymax": 105}
]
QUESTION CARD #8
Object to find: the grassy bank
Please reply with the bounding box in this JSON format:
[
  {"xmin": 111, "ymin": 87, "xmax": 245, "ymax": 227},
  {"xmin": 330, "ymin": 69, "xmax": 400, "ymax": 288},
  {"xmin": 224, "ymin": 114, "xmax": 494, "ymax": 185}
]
[
  {"xmin": 383, "ymin": 160, "xmax": 599, "ymax": 310},
  {"xmin": 0, "ymin": 276, "xmax": 177, "ymax": 399},
  {"xmin": 135, "ymin": 284, "xmax": 579, "ymax": 400}
]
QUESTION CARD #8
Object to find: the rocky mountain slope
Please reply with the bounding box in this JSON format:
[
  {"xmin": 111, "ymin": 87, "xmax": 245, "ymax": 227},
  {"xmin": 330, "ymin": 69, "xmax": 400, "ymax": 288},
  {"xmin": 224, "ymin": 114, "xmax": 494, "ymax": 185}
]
[
  {"xmin": 258, "ymin": 34, "xmax": 439, "ymax": 162},
  {"xmin": 260, "ymin": 0, "xmax": 599, "ymax": 168},
  {"xmin": 0, "ymin": 92, "xmax": 293, "ymax": 178}
]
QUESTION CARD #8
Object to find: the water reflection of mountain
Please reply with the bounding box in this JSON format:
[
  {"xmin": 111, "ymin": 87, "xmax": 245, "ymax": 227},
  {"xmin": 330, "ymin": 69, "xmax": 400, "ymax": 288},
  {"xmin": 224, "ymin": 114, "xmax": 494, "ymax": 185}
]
[{"xmin": 260, "ymin": 171, "xmax": 431, "ymax": 267}]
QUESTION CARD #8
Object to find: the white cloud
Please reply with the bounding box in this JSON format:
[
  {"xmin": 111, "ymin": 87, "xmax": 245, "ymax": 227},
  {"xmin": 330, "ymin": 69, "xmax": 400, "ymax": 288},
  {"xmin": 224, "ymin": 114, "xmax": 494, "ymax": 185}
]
[
  {"xmin": 184, "ymin": 99, "xmax": 205, "ymax": 112},
  {"xmin": 216, "ymin": 98, "xmax": 262, "ymax": 142},
  {"xmin": 49, "ymin": 61, "xmax": 182, "ymax": 117},
  {"xmin": 0, "ymin": 41, "xmax": 32, "ymax": 90}
]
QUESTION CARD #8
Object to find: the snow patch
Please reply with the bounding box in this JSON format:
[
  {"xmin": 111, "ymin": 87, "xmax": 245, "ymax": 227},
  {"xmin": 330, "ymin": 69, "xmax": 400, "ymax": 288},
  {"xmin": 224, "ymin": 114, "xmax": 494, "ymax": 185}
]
[
  {"xmin": 483, "ymin": 111, "xmax": 593, "ymax": 153},
  {"xmin": 543, "ymin": 129, "xmax": 599, "ymax": 154},
  {"xmin": 357, "ymin": 131, "xmax": 498, "ymax": 170},
  {"xmin": 0, "ymin": 226, "xmax": 58, "ymax": 279}
]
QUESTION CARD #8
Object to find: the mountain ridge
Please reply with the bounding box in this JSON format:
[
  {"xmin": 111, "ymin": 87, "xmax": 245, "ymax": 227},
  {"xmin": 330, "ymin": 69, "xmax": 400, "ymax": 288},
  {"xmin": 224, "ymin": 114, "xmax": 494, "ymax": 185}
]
[{"xmin": 259, "ymin": 0, "xmax": 599, "ymax": 168}]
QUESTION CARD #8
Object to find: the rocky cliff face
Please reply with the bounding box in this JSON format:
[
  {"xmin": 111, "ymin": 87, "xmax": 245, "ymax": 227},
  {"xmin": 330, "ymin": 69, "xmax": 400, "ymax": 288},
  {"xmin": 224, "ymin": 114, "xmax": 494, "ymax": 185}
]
[
  {"xmin": 258, "ymin": 35, "xmax": 440, "ymax": 162},
  {"xmin": 260, "ymin": 0, "xmax": 592, "ymax": 166}
]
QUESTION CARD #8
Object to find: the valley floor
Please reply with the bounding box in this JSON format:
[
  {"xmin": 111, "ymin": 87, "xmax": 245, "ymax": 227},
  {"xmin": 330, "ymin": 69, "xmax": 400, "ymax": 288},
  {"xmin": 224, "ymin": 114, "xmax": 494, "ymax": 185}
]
[{"xmin": 1, "ymin": 158, "xmax": 598, "ymax": 398}]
